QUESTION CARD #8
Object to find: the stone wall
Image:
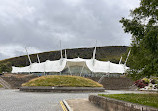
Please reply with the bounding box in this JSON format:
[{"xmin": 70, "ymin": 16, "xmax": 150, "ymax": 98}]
[
  {"xmin": 89, "ymin": 95, "xmax": 158, "ymax": 111},
  {"xmin": 89, "ymin": 77, "xmax": 134, "ymax": 90},
  {"xmin": 1, "ymin": 74, "xmax": 134, "ymax": 90},
  {"xmin": 1, "ymin": 74, "xmax": 37, "ymax": 89},
  {"xmin": 20, "ymin": 86, "xmax": 105, "ymax": 92}
]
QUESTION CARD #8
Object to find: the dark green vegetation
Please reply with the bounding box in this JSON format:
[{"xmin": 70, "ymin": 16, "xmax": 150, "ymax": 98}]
[
  {"xmin": 22, "ymin": 75, "xmax": 103, "ymax": 87},
  {"xmin": 0, "ymin": 62, "xmax": 12, "ymax": 73},
  {"xmin": 0, "ymin": 46, "xmax": 127, "ymax": 73},
  {"xmin": 120, "ymin": 0, "xmax": 158, "ymax": 80},
  {"xmin": 99, "ymin": 93, "xmax": 158, "ymax": 108}
]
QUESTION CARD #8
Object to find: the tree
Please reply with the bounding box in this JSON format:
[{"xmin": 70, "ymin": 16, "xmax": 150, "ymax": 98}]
[
  {"xmin": 120, "ymin": 0, "xmax": 158, "ymax": 80},
  {"xmin": 0, "ymin": 62, "xmax": 12, "ymax": 73}
]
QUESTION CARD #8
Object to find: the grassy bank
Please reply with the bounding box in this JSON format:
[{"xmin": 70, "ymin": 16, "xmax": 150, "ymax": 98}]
[
  {"xmin": 0, "ymin": 84, "xmax": 3, "ymax": 88},
  {"xmin": 22, "ymin": 75, "xmax": 103, "ymax": 87},
  {"xmin": 99, "ymin": 93, "xmax": 158, "ymax": 108}
]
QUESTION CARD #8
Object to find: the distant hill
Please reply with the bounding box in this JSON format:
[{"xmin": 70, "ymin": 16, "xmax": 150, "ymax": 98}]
[{"xmin": 0, "ymin": 46, "xmax": 128, "ymax": 72}]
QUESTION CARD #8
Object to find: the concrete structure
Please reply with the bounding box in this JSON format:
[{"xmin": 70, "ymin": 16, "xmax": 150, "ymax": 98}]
[
  {"xmin": 20, "ymin": 86, "xmax": 105, "ymax": 92},
  {"xmin": 89, "ymin": 95, "xmax": 158, "ymax": 111}
]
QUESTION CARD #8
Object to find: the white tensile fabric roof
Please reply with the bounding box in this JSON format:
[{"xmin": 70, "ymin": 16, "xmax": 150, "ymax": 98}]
[{"xmin": 12, "ymin": 58, "xmax": 128, "ymax": 73}]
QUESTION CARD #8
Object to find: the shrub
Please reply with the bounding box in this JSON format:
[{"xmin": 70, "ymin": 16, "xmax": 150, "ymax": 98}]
[
  {"xmin": 142, "ymin": 78, "xmax": 150, "ymax": 84},
  {"xmin": 155, "ymin": 84, "xmax": 158, "ymax": 89},
  {"xmin": 151, "ymin": 79, "xmax": 156, "ymax": 84},
  {"xmin": 134, "ymin": 80, "xmax": 148, "ymax": 88},
  {"xmin": 151, "ymin": 78, "xmax": 158, "ymax": 84}
]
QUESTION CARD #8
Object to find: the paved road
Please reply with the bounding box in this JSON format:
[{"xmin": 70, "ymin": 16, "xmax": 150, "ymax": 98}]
[{"xmin": 0, "ymin": 89, "xmax": 146, "ymax": 111}]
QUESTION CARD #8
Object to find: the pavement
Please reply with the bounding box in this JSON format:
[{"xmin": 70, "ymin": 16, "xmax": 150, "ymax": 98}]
[
  {"xmin": 62, "ymin": 90, "xmax": 149, "ymax": 111},
  {"xmin": 0, "ymin": 89, "xmax": 147, "ymax": 111},
  {"xmin": 66, "ymin": 99, "xmax": 104, "ymax": 111}
]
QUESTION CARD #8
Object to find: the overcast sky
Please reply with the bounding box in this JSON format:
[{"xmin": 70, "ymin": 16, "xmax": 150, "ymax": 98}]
[{"xmin": 0, "ymin": 0, "xmax": 140, "ymax": 60}]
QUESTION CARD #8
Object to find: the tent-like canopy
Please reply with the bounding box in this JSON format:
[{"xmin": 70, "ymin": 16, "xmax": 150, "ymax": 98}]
[{"xmin": 12, "ymin": 57, "xmax": 128, "ymax": 74}]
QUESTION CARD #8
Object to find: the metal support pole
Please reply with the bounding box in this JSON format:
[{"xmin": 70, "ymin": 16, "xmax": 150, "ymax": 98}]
[
  {"xmin": 67, "ymin": 62, "xmax": 72, "ymax": 75},
  {"xmin": 25, "ymin": 47, "xmax": 32, "ymax": 65},
  {"xmin": 25, "ymin": 47, "xmax": 32, "ymax": 74},
  {"xmin": 44, "ymin": 62, "xmax": 46, "ymax": 76},
  {"xmin": 119, "ymin": 56, "xmax": 122, "ymax": 64},
  {"xmin": 92, "ymin": 40, "xmax": 97, "ymax": 66},
  {"xmin": 124, "ymin": 49, "xmax": 131, "ymax": 66},
  {"xmin": 60, "ymin": 40, "xmax": 63, "ymax": 59},
  {"xmin": 80, "ymin": 63, "xmax": 85, "ymax": 76},
  {"xmin": 37, "ymin": 54, "xmax": 40, "ymax": 63},
  {"xmin": 65, "ymin": 49, "xmax": 67, "ymax": 59},
  {"xmin": 108, "ymin": 61, "xmax": 110, "ymax": 74},
  {"xmin": 60, "ymin": 71, "xmax": 61, "ymax": 75}
]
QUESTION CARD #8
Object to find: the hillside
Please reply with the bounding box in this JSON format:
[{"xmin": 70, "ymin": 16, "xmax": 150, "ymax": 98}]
[{"xmin": 0, "ymin": 46, "xmax": 128, "ymax": 72}]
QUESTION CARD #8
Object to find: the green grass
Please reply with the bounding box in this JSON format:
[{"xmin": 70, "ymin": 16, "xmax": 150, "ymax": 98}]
[
  {"xmin": 99, "ymin": 93, "xmax": 158, "ymax": 108},
  {"xmin": 22, "ymin": 75, "xmax": 103, "ymax": 87},
  {"xmin": 0, "ymin": 84, "xmax": 3, "ymax": 88}
]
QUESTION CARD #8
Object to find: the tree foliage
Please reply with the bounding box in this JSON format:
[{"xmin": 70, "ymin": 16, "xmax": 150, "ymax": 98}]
[
  {"xmin": 0, "ymin": 62, "xmax": 12, "ymax": 73},
  {"xmin": 120, "ymin": 0, "xmax": 158, "ymax": 79}
]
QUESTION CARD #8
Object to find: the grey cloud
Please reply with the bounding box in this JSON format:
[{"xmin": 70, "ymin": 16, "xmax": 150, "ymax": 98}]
[{"xmin": 0, "ymin": 0, "xmax": 139, "ymax": 60}]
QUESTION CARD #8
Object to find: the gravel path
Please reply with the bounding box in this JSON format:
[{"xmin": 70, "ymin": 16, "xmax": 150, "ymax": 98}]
[{"xmin": 0, "ymin": 89, "xmax": 146, "ymax": 111}]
